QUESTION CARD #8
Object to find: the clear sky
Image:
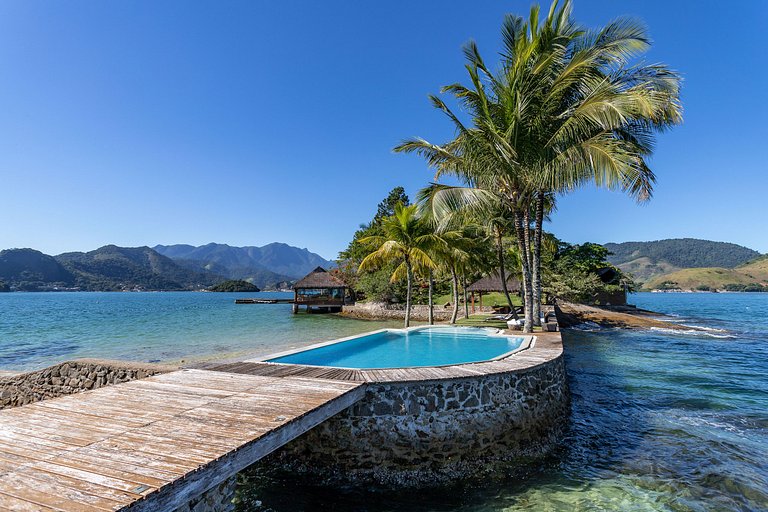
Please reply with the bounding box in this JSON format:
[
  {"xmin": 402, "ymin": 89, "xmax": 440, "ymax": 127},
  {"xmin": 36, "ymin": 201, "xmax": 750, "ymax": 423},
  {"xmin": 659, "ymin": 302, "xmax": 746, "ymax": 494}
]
[{"xmin": 1, "ymin": 1, "xmax": 766, "ymax": 260}]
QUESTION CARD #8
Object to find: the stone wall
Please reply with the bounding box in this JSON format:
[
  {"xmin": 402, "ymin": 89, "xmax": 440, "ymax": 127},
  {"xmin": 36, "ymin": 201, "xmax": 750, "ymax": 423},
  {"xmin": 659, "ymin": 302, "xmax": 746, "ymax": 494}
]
[
  {"xmin": 0, "ymin": 359, "xmax": 177, "ymax": 409},
  {"xmin": 341, "ymin": 302, "xmax": 455, "ymax": 322},
  {"xmin": 264, "ymin": 355, "xmax": 570, "ymax": 486},
  {"xmin": 172, "ymin": 475, "xmax": 237, "ymax": 512}
]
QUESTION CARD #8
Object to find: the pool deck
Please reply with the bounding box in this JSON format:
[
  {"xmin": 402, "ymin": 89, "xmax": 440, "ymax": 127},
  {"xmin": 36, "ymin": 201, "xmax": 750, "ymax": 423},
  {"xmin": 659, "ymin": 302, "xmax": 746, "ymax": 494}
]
[
  {"xmin": 201, "ymin": 332, "xmax": 562, "ymax": 383},
  {"xmin": 0, "ymin": 330, "xmax": 563, "ymax": 511}
]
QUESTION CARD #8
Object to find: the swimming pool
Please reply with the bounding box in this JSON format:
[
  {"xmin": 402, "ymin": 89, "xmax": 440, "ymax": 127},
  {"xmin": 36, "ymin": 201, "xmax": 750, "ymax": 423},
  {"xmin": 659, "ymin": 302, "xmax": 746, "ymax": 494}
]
[{"xmin": 265, "ymin": 326, "xmax": 528, "ymax": 369}]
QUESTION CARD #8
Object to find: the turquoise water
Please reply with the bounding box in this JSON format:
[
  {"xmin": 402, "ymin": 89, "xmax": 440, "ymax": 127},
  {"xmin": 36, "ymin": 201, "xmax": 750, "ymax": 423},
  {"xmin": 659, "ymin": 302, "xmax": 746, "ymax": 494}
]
[
  {"xmin": 240, "ymin": 293, "xmax": 768, "ymax": 511},
  {"xmin": 267, "ymin": 327, "xmax": 524, "ymax": 368},
  {"xmin": 0, "ymin": 292, "xmax": 404, "ymax": 371},
  {"xmin": 2, "ymin": 291, "xmax": 767, "ymax": 510}
]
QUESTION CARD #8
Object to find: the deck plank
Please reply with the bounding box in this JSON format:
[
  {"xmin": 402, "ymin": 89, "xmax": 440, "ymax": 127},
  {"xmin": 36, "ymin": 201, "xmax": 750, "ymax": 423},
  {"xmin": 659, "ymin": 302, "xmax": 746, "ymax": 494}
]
[{"xmin": 0, "ymin": 369, "xmax": 363, "ymax": 511}]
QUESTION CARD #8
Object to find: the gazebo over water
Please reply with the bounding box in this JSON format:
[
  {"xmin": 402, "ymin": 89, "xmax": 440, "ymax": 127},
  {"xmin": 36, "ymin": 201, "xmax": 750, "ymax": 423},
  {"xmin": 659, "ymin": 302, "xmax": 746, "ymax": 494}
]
[
  {"xmin": 466, "ymin": 271, "xmax": 521, "ymax": 313},
  {"xmin": 292, "ymin": 266, "xmax": 348, "ymax": 313}
]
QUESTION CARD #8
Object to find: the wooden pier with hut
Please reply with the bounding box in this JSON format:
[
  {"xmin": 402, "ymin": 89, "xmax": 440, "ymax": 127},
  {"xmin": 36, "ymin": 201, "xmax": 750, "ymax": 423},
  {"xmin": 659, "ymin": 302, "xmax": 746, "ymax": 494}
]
[{"xmin": 292, "ymin": 266, "xmax": 349, "ymax": 314}]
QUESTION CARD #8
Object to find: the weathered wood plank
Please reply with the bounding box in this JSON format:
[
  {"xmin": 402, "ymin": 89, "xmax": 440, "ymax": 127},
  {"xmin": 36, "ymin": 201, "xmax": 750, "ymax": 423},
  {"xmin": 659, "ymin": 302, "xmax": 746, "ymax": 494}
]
[{"xmin": 0, "ymin": 368, "xmax": 365, "ymax": 511}]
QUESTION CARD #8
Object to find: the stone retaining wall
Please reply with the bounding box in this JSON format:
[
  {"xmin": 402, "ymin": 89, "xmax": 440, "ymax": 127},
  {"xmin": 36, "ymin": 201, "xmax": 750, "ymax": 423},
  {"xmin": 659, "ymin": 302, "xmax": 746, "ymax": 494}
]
[
  {"xmin": 264, "ymin": 355, "xmax": 569, "ymax": 486},
  {"xmin": 341, "ymin": 302, "xmax": 455, "ymax": 321},
  {"xmin": 0, "ymin": 359, "xmax": 177, "ymax": 409}
]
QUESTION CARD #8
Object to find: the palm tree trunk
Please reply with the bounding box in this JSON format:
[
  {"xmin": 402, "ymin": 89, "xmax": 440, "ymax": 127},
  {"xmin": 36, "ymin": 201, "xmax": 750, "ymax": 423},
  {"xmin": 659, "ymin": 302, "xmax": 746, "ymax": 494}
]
[
  {"xmin": 496, "ymin": 227, "xmax": 516, "ymax": 314},
  {"xmin": 428, "ymin": 269, "xmax": 434, "ymax": 326},
  {"xmin": 462, "ymin": 274, "xmax": 469, "ymax": 319},
  {"xmin": 405, "ymin": 259, "xmax": 413, "ymax": 328},
  {"xmin": 532, "ymin": 192, "xmax": 544, "ymax": 327},
  {"xmin": 450, "ymin": 267, "xmax": 459, "ymax": 324},
  {"xmin": 523, "ymin": 208, "xmax": 532, "ymax": 272},
  {"xmin": 513, "ymin": 210, "xmax": 533, "ymax": 333}
]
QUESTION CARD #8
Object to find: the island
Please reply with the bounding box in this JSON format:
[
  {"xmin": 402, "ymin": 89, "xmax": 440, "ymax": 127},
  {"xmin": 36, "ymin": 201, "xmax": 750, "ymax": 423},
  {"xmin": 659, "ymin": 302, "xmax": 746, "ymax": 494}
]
[{"xmin": 207, "ymin": 280, "xmax": 260, "ymax": 292}]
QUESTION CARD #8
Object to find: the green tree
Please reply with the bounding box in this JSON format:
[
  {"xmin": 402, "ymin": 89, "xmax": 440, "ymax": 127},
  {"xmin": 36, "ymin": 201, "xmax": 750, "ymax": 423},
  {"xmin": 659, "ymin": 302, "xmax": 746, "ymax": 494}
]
[
  {"xmin": 395, "ymin": 0, "xmax": 681, "ymax": 332},
  {"xmin": 358, "ymin": 203, "xmax": 439, "ymax": 327}
]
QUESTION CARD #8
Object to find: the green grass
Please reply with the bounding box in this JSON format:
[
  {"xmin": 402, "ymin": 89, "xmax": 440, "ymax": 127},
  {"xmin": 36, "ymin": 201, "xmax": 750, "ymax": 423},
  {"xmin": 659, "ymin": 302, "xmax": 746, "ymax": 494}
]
[{"xmin": 455, "ymin": 314, "xmax": 509, "ymax": 330}]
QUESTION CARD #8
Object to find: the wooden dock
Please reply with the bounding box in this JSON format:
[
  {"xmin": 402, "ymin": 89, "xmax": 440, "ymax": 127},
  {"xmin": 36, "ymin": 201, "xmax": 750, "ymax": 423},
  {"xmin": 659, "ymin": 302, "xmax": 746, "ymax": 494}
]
[{"xmin": 0, "ymin": 369, "xmax": 363, "ymax": 511}]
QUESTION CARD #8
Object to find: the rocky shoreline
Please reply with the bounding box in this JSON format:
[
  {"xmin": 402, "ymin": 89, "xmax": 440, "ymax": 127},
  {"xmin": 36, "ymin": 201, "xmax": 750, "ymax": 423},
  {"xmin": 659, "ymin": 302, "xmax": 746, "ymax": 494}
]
[{"xmin": 554, "ymin": 301, "xmax": 699, "ymax": 331}]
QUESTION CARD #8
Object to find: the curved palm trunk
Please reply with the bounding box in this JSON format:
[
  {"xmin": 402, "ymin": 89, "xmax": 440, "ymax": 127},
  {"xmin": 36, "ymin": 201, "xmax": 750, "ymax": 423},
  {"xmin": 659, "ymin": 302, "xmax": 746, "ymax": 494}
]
[
  {"xmin": 450, "ymin": 267, "xmax": 459, "ymax": 324},
  {"xmin": 462, "ymin": 274, "xmax": 469, "ymax": 319},
  {"xmin": 428, "ymin": 269, "xmax": 434, "ymax": 325},
  {"xmin": 532, "ymin": 192, "xmax": 544, "ymax": 327},
  {"xmin": 495, "ymin": 227, "xmax": 516, "ymax": 315},
  {"xmin": 513, "ymin": 210, "xmax": 533, "ymax": 333},
  {"xmin": 404, "ymin": 259, "xmax": 413, "ymax": 328}
]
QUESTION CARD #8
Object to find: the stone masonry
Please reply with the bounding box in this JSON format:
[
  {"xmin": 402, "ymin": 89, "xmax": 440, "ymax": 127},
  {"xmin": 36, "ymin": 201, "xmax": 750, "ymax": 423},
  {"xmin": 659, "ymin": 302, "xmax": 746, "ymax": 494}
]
[
  {"xmin": 0, "ymin": 359, "xmax": 177, "ymax": 409},
  {"xmin": 264, "ymin": 355, "xmax": 570, "ymax": 486}
]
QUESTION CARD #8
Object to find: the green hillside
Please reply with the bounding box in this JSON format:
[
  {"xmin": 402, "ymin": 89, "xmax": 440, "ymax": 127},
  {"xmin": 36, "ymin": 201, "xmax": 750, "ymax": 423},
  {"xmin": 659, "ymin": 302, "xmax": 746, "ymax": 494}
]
[
  {"xmin": 737, "ymin": 255, "xmax": 768, "ymax": 282},
  {"xmin": 56, "ymin": 246, "xmax": 221, "ymax": 291},
  {"xmin": 644, "ymin": 256, "xmax": 768, "ymax": 291},
  {"xmin": 605, "ymin": 239, "xmax": 761, "ymax": 284}
]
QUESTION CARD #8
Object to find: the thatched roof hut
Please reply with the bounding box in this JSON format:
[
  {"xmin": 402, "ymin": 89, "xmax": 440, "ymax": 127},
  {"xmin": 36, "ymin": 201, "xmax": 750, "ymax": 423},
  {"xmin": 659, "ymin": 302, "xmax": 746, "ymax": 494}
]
[
  {"xmin": 293, "ymin": 266, "xmax": 346, "ymax": 289},
  {"xmin": 292, "ymin": 267, "xmax": 347, "ymax": 313},
  {"xmin": 466, "ymin": 271, "xmax": 521, "ymax": 293}
]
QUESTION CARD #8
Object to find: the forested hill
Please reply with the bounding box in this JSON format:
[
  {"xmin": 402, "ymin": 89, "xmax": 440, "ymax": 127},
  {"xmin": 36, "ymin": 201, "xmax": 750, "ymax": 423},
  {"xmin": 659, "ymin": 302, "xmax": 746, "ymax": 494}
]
[
  {"xmin": 605, "ymin": 239, "xmax": 760, "ymax": 269},
  {"xmin": 0, "ymin": 246, "xmax": 222, "ymax": 291}
]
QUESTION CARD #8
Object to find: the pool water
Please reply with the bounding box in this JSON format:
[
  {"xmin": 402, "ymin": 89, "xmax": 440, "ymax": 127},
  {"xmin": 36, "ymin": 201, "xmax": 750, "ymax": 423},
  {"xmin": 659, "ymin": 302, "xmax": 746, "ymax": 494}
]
[{"xmin": 266, "ymin": 326, "xmax": 525, "ymax": 369}]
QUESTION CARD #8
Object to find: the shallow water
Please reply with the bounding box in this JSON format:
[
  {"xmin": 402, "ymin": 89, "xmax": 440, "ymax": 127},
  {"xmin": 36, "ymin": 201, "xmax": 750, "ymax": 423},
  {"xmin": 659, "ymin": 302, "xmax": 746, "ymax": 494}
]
[
  {"xmin": 0, "ymin": 292, "xmax": 404, "ymax": 371},
  {"xmin": 239, "ymin": 293, "xmax": 768, "ymax": 511}
]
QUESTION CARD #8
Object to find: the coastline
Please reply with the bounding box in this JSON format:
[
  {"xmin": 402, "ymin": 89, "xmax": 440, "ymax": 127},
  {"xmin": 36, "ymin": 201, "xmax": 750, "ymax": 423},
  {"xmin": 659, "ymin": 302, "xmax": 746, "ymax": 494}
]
[{"xmin": 554, "ymin": 301, "xmax": 702, "ymax": 330}]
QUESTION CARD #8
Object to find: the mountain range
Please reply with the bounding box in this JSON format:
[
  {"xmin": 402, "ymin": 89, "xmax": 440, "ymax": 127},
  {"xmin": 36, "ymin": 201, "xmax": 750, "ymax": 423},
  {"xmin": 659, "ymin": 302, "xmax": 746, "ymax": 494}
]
[
  {"xmin": 0, "ymin": 243, "xmax": 334, "ymax": 292},
  {"xmin": 605, "ymin": 238, "xmax": 766, "ymax": 291},
  {"xmin": 153, "ymin": 243, "xmax": 333, "ymax": 287}
]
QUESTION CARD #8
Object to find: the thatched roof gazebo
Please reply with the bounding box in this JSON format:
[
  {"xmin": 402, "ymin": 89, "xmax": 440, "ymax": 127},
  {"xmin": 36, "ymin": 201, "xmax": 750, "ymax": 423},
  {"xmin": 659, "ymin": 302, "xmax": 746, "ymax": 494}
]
[
  {"xmin": 292, "ymin": 266, "xmax": 348, "ymax": 313},
  {"xmin": 466, "ymin": 271, "xmax": 521, "ymax": 313}
]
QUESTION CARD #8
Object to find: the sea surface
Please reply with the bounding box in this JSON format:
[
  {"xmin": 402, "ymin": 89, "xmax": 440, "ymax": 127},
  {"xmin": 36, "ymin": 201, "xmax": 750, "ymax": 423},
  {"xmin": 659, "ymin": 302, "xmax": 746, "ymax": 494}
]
[
  {"xmin": 0, "ymin": 291, "xmax": 403, "ymax": 371},
  {"xmin": 1, "ymin": 292, "xmax": 767, "ymax": 510},
  {"xmin": 240, "ymin": 293, "xmax": 768, "ymax": 511}
]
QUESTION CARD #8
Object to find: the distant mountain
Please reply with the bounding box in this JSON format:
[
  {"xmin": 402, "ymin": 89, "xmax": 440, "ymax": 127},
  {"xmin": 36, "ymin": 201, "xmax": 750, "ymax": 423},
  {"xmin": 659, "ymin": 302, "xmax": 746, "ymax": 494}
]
[
  {"xmin": 0, "ymin": 249, "xmax": 76, "ymax": 291},
  {"xmin": 0, "ymin": 246, "xmax": 223, "ymax": 291},
  {"xmin": 605, "ymin": 239, "xmax": 761, "ymax": 283},
  {"xmin": 55, "ymin": 245, "xmax": 221, "ymax": 291},
  {"xmin": 153, "ymin": 242, "xmax": 334, "ymax": 287}
]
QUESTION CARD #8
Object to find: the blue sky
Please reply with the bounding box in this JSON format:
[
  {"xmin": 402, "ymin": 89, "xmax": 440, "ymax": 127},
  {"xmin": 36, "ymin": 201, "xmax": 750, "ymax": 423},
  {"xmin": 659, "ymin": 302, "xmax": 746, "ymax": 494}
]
[{"xmin": 0, "ymin": 1, "xmax": 765, "ymax": 260}]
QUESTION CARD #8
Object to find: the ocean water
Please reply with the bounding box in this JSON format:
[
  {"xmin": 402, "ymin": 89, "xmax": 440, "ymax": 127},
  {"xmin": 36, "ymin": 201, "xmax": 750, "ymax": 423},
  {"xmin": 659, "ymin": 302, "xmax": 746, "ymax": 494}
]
[
  {"xmin": 239, "ymin": 293, "xmax": 768, "ymax": 511},
  {"xmin": 0, "ymin": 292, "xmax": 403, "ymax": 371},
  {"xmin": 2, "ymin": 291, "xmax": 767, "ymax": 510}
]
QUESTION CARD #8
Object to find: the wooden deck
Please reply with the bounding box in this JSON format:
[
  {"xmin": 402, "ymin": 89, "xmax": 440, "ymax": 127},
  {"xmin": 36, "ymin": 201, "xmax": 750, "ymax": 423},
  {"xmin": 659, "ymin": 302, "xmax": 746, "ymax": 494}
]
[
  {"xmin": 199, "ymin": 332, "xmax": 563, "ymax": 384},
  {"xmin": 0, "ymin": 369, "xmax": 363, "ymax": 511}
]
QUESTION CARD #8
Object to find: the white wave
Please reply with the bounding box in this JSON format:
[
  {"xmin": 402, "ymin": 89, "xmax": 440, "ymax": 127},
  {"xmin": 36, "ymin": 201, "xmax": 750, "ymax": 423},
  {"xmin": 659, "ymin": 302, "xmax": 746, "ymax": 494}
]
[
  {"xmin": 571, "ymin": 321, "xmax": 604, "ymax": 331},
  {"xmin": 648, "ymin": 326, "xmax": 736, "ymax": 339}
]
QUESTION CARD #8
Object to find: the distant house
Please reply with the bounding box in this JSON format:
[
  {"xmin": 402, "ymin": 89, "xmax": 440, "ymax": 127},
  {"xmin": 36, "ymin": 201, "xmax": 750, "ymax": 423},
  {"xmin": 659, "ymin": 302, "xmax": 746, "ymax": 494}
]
[
  {"xmin": 466, "ymin": 271, "xmax": 521, "ymax": 313},
  {"xmin": 292, "ymin": 266, "xmax": 348, "ymax": 313}
]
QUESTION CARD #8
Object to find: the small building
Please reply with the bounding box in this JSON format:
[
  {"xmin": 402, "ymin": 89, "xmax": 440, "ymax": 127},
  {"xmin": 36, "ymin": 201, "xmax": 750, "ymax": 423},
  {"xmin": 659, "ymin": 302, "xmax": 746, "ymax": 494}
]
[
  {"xmin": 292, "ymin": 266, "xmax": 348, "ymax": 313},
  {"xmin": 466, "ymin": 271, "xmax": 521, "ymax": 313}
]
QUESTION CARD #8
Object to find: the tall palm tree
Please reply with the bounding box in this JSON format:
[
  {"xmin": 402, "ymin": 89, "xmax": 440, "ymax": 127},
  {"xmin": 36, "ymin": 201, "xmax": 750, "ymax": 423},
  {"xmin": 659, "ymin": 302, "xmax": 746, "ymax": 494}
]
[
  {"xmin": 358, "ymin": 203, "xmax": 438, "ymax": 328},
  {"xmin": 395, "ymin": 0, "xmax": 682, "ymax": 332}
]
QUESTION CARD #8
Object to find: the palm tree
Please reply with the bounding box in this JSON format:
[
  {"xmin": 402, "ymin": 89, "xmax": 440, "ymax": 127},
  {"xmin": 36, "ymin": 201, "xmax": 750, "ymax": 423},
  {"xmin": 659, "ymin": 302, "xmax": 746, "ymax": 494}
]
[
  {"xmin": 395, "ymin": 0, "xmax": 682, "ymax": 332},
  {"xmin": 358, "ymin": 203, "xmax": 438, "ymax": 328}
]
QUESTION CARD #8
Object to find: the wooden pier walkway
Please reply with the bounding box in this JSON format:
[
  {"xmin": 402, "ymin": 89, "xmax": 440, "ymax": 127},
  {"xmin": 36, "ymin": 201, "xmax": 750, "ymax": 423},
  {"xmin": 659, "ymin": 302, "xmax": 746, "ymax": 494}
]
[{"xmin": 0, "ymin": 369, "xmax": 363, "ymax": 511}]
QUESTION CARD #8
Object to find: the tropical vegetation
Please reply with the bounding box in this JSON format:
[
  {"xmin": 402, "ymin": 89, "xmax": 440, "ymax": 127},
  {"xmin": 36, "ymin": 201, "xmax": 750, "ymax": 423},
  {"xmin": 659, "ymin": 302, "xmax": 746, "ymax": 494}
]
[
  {"xmin": 338, "ymin": 0, "xmax": 686, "ymax": 329},
  {"xmin": 391, "ymin": 0, "xmax": 682, "ymax": 331}
]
